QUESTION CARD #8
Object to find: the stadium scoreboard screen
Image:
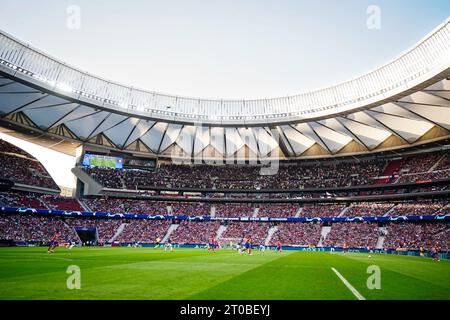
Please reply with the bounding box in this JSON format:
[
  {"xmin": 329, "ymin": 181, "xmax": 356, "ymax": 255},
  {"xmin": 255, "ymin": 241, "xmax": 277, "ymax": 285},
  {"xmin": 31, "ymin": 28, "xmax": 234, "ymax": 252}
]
[{"xmin": 82, "ymin": 154, "xmax": 123, "ymax": 169}]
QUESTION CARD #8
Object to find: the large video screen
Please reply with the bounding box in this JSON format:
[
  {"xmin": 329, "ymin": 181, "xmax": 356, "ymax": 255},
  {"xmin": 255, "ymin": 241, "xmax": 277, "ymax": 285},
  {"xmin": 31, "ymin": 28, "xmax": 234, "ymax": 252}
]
[{"xmin": 82, "ymin": 154, "xmax": 123, "ymax": 169}]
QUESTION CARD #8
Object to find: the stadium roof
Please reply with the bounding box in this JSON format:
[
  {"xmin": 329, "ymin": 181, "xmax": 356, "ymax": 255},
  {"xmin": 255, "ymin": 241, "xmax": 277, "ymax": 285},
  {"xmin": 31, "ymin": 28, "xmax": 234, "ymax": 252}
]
[{"xmin": 0, "ymin": 18, "xmax": 449, "ymax": 160}]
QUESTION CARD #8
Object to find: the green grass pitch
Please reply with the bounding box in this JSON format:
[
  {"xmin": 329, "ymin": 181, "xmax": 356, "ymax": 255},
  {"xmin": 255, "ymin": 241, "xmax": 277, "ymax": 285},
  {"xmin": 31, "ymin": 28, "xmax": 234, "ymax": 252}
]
[{"xmin": 0, "ymin": 247, "xmax": 448, "ymax": 300}]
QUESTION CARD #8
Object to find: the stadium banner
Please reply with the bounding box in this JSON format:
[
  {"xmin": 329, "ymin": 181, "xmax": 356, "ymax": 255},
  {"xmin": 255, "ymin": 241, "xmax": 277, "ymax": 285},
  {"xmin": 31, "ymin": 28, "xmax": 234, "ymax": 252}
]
[
  {"xmin": 117, "ymin": 242, "xmax": 450, "ymax": 258},
  {"xmin": 1, "ymin": 206, "xmax": 449, "ymax": 222}
]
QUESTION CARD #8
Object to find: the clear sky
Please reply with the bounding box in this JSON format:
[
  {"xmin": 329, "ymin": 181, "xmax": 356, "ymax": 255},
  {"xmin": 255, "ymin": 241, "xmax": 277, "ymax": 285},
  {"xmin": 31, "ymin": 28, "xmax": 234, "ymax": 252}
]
[{"xmin": 0, "ymin": 1, "xmax": 448, "ymax": 189}]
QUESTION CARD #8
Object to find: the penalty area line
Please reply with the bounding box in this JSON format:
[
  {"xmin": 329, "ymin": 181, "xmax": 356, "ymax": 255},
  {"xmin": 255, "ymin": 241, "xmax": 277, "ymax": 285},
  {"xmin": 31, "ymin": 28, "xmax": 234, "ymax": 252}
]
[{"xmin": 331, "ymin": 267, "xmax": 366, "ymax": 300}]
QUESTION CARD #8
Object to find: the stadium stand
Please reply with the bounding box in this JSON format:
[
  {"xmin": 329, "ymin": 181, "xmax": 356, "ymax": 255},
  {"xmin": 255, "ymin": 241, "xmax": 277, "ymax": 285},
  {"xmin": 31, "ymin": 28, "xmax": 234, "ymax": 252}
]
[
  {"xmin": 343, "ymin": 202, "xmax": 394, "ymax": 217},
  {"xmin": 270, "ymin": 222, "xmax": 322, "ymax": 246},
  {"xmin": 0, "ymin": 141, "xmax": 449, "ymax": 252},
  {"xmin": 171, "ymin": 202, "xmax": 211, "ymax": 216},
  {"xmin": 257, "ymin": 204, "xmax": 299, "ymax": 218},
  {"xmin": 40, "ymin": 194, "xmax": 84, "ymax": 211},
  {"xmin": 116, "ymin": 219, "xmax": 171, "ymax": 244},
  {"xmin": 215, "ymin": 203, "xmax": 254, "ymax": 217},
  {"xmin": 0, "ymin": 191, "xmax": 47, "ymax": 209},
  {"xmin": 301, "ymin": 204, "xmax": 346, "ymax": 218},
  {"xmin": 221, "ymin": 222, "xmax": 270, "ymax": 244},
  {"xmin": 0, "ymin": 213, "xmax": 78, "ymax": 243},
  {"xmin": 323, "ymin": 222, "xmax": 379, "ymax": 249},
  {"xmin": 170, "ymin": 221, "xmax": 221, "ymax": 244},
  {"xmin": 0, "ymin": 140, "xmax": 59, "ymax": 190},
  {"xmin": 81, "ymin": 150, "xmax": 450, "ymax": 191},
  {"xmin": 388, "ymin": 200, "xmax": 447, "ymax": 216},
  {"xmin": 0, "ymin": 210, "xmax": 449, "ymax": 250},
  {"xmin": 83, "ymin": 197, "xmax": 168, "ymax": 215},
  {"xmin": 65, "ymin": 217, "xmax": 123, "ymax": 244},
  {"xmin": 384, "ymin": 223, "xmax": 449, "ymax": 250}
]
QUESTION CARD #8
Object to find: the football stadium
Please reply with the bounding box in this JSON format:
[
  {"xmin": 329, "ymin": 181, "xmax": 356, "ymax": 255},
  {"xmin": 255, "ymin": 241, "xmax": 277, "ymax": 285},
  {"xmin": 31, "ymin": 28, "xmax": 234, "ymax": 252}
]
[{"xmin": 0, "ymin": 1, "xmax": 449, "ymax": 305}]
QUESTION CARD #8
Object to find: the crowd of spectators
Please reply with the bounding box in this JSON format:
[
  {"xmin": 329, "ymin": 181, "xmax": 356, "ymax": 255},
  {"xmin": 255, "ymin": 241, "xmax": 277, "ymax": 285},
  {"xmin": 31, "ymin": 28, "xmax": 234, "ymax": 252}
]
[
  {"xmin": 41, "ymin": 195, "xmax": 84, "ymax": 211},
  {"xmin": 257, "ymin": 204, "xmax": 299, "ymax": 218},
  {"xmin": 81, "ymin": 150, "xmax": 450, "ymax": 191},
  {"xmin": 270, "ymin": 222, "xmax": 322, "ymax": 246},
  {"xmin": 301, "ymin": 204, "xmax": 346, "ymax": 218},
  {"xmin": 0, "ymin": 213, "xmax": 78, "ymax": 242},
  {"xmin": 435, "ymin": 152, "xmax": 450, "ymax": 171},
  {"xmin": 170, "ymin": 221, "xmax": 221, "ymax": 244},
  {"xmin": 82, "ymin": 159, "xmax": 387, "ymax": 190},
  {"xmin": 83, "ymin": 197, "xmax": 168, "ymax": 215},
  {"xmin": 1, "ymin": 211, "xmax": 448, "ymax": 251},
  {"xmin": 344, "ymin": 202, "xmax": 394, "ymax": 217},
  {"xmin": 0, "ymin": 153, "xmax": 58, "ymax": 190},
  {"xmin": 397, "ymin": 170, "xmax": 450, "ymax": 183},
  {"xmin": 220, "ymin": 222, "xmax": 270, "ymax": 244},
  {"xmin": 0, "ymin": 140, "xmax": 31, "ymax": 157},
  {"xmin": 389, "ymin": 201, "xmax": 447, "ymax": 216},
  {"xmin": 116, "ymin": 219, "xmax": 171, "ymax": 244},
  {"xmin": 323, "ymin": 222, "xmax": 379, "ymax": 248},
  {"xmin": 0, "ymin": 191, "xmax": 47, "ymax": 209},
  {"xmin": 396, "ymin": 151, "xmax": 450, "ymax": 183},
  {"xmin": 215, "ymin": 203, "xmax": 253, "ymax": 217},
  {"xmin": 82, "ymin": 167, "xmax": 124, "ymax": 189},
  {"xmin": 170, "ymin": 202, "xmax": 211, "ymax": 216},
  {"xmin": 401, "ymin": 152, "xmax": 442, "ymax": 174},
  {"xmin": 384, "ymin": 222, "xmax": 449, "ymax": 250},
  {"xmin": 2, "ymin": 192, "xmax": 448, "ymax": 219}
]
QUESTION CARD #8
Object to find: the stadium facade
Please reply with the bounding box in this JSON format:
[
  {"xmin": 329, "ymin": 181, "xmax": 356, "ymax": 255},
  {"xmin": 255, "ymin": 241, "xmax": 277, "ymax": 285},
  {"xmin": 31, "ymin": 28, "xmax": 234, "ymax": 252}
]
[{"xmin": 0, "ymin": 19, "xmax": 449, "ymax": 162}]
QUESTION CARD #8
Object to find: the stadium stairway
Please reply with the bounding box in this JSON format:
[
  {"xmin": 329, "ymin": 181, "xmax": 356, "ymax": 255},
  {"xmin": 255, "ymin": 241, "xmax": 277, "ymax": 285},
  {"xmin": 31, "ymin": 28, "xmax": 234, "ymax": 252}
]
[
  {"xmin": 210, "ymin": 205, "xmax": 216, "ymax": 217},
  {"xmin": 429, "ymin": 153, "xmax": 447, "ymax": 172},
  {"xmin": 162, "ymin": 224, "xmax": 179, "ymax": 243},
  {"xmin": 252, "ymin": 207, "xmax": 259, "ymax": 218},
  {"xmin": 318, "ymin": 226, "xmax": 331, "ymax": 247},
  {"xmin": 337, "ymin": 206, "xmax": 350, "ymax": 217},
  {"xmin": 78, "ymin": 199, "xmax": 91, "ymax": 212},
  {"xmin": 376, "ymin": 158, "xmax": 405, "ymax": 184},
  {"xmin": 383, "ymin": 205, "xmax": 397, "ymax": 216},
  {"xmin": 294, "ymin": 208, "xmax": 303, "ymax": 218},
  {"xmin": 264, "ymin": 226, "xmax": 278, "ymax": 246},
  {"xmin": 65, "ymin": 222, "xmax": 82, "ymax": 244},
  {"xmin": 38, "ymin": 197, "xmax": 51, "ymax": 210},
  {"xmin": 215, "ymin": 225, "xmax": 227, "ymax": 240},
  {"xmin": 436, "ymin": 203, "xmax": 450, "ymax": 215},
  {"xmin": 109, "ymin": 223, "xmax": 127, "ymax": 243},
  {"xmin": 376, "ymin": 227, "xmax": 387, "ymax": 249}
]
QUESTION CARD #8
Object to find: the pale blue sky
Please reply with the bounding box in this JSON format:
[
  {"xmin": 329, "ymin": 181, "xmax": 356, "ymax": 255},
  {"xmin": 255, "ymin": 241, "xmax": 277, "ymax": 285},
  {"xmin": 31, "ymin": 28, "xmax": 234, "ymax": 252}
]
[{"xmin": 0, "ymin": 0, "xmax": 449, "ymax": 99}]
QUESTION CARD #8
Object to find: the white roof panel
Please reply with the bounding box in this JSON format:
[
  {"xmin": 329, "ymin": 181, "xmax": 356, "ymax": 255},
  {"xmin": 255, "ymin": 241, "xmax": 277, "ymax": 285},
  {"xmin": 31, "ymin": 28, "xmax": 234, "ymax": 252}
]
[
  {"xmin": 140, "ymin": 122, "xmax": 168, "ymax": 152},
  {"xmin": 159, "ymin": 123, "xmax": 182, "ymax": 152},
  {"xmin": 279, "ymin": 125, "xmax": 315, "ymax": 155},
  {"xmin": 366, "ymin": 110, "xmax": 434, "ymax": 143},
  {"xmin": 65, "ymin": 111, "xmax": 109, "ymax": 140},
  {"xmin": 176, "ymin": 125, "xmax": 196, "ymax": 154},
  {"xmin": 309, "ymin": 122, "xmax": 352, "ymax": 153},
  {"xmin": 104, "ymin": 117, "xmax": 140, "ymax": 148},
  {"xmin": 193, "ymin": 126, "xmax": 210, "ymax": 155},
  {"xmin": 210, "ymin": 127, "xmax": 225, "ymax": 155},
  {"xmin": 225, "ymin": 127, "xmax": 244, "ymax": 156}
]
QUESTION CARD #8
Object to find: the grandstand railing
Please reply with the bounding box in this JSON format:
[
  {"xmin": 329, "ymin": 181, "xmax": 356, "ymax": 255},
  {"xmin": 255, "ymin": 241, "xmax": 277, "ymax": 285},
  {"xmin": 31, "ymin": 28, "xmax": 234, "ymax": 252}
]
[{"xmin": 0, "ymin": 19, "xmax": 449, "ymax": 124}]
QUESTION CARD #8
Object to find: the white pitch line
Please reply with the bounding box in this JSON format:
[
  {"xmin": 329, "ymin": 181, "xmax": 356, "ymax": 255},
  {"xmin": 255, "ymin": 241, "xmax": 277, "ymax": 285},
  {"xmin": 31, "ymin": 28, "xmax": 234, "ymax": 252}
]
[{"xmin": 331, "ymin": 267, "xmax": 366, "ymax": 300}]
